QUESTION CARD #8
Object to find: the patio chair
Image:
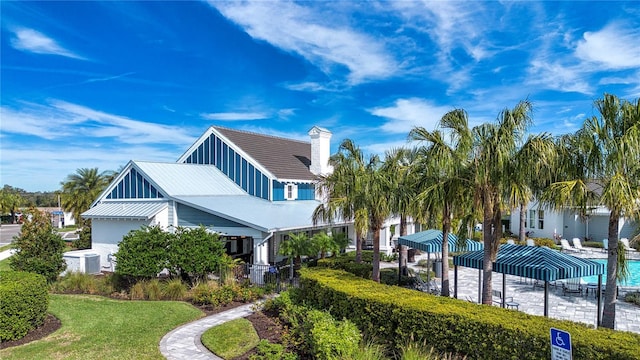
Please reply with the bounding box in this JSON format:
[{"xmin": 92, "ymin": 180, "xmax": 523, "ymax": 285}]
[
  {"xmin": 562, "ymin": 278, "xmax": 583, "ymax": 296},
  {"xmin": 560, "ymin": 239, "xmax": 578, "ymax": 253},
  {"xmin": 621, "ymin": 238, "xmax": 637, "ymax": 253},
  {"xmin": 491, "ymin": 290, "xmax": 519, "ymax": 309},
  {"xmin": 506, "ymin": 239, "xmax": 515, "ymax": 245},
  {"xmin": 572, "ymin": 238, "xmax": 592, "ymax": 254},
  {"xmin": 526, "ymin": 239, "xmax": 535, "ymax": 246}
]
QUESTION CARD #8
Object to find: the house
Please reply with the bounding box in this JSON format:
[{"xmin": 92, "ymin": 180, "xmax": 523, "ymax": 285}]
[
  {"xmin": 509, "ymin": 201, "xmax": 637, "ymax": 242},
  {"xmin": 83, "ymin": 126, "xmax": 412, "ymax": 270}
]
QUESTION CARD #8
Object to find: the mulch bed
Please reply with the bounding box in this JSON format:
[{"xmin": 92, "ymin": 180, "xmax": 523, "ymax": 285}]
[{"xmin": 0, "ymin": 314, "xmax": 62, "ymax": 350}]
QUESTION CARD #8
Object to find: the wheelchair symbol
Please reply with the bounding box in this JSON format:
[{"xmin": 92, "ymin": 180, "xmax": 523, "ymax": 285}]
[{"xmin": 555, "ymin": 332, "xmax": 565, "ymax": 347}]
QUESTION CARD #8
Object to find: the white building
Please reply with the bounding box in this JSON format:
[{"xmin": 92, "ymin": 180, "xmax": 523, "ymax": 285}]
[
  {"xmin": 509, "ymin": 201, "xmax": 637, "ymax": 242},
  {"xmin": 82, "ymin": 126, "xmax": 411, "ymax": 270}
]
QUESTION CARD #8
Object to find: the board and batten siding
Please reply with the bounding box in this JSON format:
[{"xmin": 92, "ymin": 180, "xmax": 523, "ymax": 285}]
[
  {"xmin": 272, "ymin": 181, "xmax": 315, "ymax": 201},
  {"xmin": 176, "ymin": 203, "xmax": 245, "ymax": 228}
]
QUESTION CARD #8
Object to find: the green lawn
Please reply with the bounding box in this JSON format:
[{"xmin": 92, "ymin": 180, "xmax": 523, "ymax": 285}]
[
  {"xmin": 0, "ymin": 257, "xmax": 11, "ymax": 272},
  {"xmin": 0, "ymin": 244, "xmax": 12, "ymax": 251},
  {"xmin": 0, "ymin": 294, "xmax": 204, "ymax": 359},
  {"xmin": 201, "ymin": 318, "xmax": 259, "ymax": 359}
]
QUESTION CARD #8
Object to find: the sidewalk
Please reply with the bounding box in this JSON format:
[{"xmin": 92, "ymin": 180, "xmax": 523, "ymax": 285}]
[
  {"xmin": 0, "ymin": 249, "xmax": 14, "ymax": 261},
  {"xmin": 159, "ymin": 302, "xmax": 257, "ymax": 360}
]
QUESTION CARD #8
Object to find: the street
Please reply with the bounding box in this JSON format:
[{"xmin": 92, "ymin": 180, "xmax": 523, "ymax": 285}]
[{"xmin": 0, "ymin": 224, "xmax": 21, "ymax": 245}]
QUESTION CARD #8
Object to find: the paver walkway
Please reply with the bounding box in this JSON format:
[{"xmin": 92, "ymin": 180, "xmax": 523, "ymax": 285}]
[{"xmin": 159, "ymin": 303, "xmax": 256, "ymax": 360}]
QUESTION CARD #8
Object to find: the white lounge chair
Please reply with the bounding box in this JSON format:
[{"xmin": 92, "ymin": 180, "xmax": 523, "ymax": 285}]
[
  {"xmin": 526, "ymin": 239, "xmax": 535, "ymax": 246},
  {"xmin": 560, "ymin": 239, "xmax": 578, "ymax": 253},
  {"xmin": 572, "ymin": 238, "xmax": 592, "ymax": 253},
  {"xmin": 562, "ymin": 278, "xmax": 583, "ymax": 296},
  {"xmin": 602, "ymin": 239, "xmax": 608, "ymax": 253},
  {"xmin": 620, "ymin": 238, "xmax": 637, "ymax": 253},
  {"xmin": 507, "ymin": 239, "xmax": 515, "ymax": 245}
]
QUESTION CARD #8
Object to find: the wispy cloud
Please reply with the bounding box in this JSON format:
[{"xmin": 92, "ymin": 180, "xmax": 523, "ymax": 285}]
[
  {"xmin": 10, "ymin": 27, "xmax": 86, "ymax": 60},
  {"xmin": 369, "ymin": 98, "xmax": 452, "ymax": 134},
  {"xmin": 575, "ymin": 22, "xmax": 640, "ymax": 69},
  {"xmin": 0, "ymin": 100, "xmax": 196, "ymax": 145},
  {"xmin": 209, "ymin": 1, "xmax": 397, "ymax": 84},
  {"xmin": 84, "ymin": 72, "xmax": 135, "ymax": 83},
  {"xmin": 201, "ymin": 112, "xmax": 269, "ymax": 121}
]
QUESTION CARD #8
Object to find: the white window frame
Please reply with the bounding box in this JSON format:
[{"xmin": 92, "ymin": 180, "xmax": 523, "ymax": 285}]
[{"xmin": 284, "ymin": 183, "xmax": 298, "ymax": 201}]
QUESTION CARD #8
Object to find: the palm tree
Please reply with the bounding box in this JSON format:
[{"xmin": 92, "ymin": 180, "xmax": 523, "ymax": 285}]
[
  {"xmin": 314, "ymin": 139, "xmax": 369, "ymax": 263},
  {"xmin": 314, "ymin": 139, "xmax": 391, "ymax": 282},
  {"xmin": 0, "ymin": 188, "xmax": 25, "ymax": 224},
  {"xmin": 470, "ymin": 100, "xmax": 534, "ymax": 305},
  {"xmin": 506, "ymin": 133, "xmax": 556, "ymax": 243},
  {"xmin": 541, "ymin": 94, "xmax": 640, "ymax": 328},
  {"xmin": 60, "ymin": 168, "xmax": 111, "ymax": 226},
  {"xmin": 278, "ymin": 232, "xmax": 313, "ymax": 270},
  {"xmin": 410, "ymin": 109, "xmax": 474, "ymax": 296}
]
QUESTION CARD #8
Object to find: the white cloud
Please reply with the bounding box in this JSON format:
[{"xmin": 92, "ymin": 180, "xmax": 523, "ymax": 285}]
[
  {"xmin": 575, "ymin": 23, "xmax": 640, "ymax": 69},
  {"xmin": 527, "ymin": 60, "xmax": 592, "ymax": 94},
  {"xmin": 201, "ymin": 112, "xmax": 268, "ymax": 121},
  {"xmin": 369, "ymin": 98, "xmax": 452, "ymax": 134},
  {"xmin": 209, "ymin": 1, "xmax": 397, "ymax": 84},
  {"xmin": 1, "ymin": 100, "xmax": 196, "ymax": 145},
  {"xmin": 10, "ymin": 27, "xmax": 85, "ymax": 60}
]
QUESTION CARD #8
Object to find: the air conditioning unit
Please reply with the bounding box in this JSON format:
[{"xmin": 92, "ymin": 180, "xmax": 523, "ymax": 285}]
[{"xmin": 63, "ymin": 250, "xmax": 101, "ymax": 275}]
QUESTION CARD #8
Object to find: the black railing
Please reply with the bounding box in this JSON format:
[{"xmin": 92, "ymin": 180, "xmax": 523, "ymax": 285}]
[{"xmin": 231, "ymin": 263, "xmax": 299, "ymax": 292}]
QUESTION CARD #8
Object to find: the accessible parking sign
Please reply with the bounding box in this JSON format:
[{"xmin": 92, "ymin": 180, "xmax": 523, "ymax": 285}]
[{"xmin": 550, "ymin": 328, "xmax": 572, "ymax": 360}]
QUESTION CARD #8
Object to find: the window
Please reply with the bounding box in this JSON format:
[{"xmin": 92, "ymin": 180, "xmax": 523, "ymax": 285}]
[
  {"xmin": 285, "ymin": 183, "xmax": 298, "ymax": 200},
  {"xmin": 529, "ymin": 210, "xmax": 536, "ymax": 229},
  {"xmin": 538, "ymin": 210, "xmax": 544, "ymax": 229}
]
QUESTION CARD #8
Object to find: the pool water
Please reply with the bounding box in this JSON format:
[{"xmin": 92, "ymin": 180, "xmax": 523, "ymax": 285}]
[{"xmin": 581, "ymin": 260, "xmax": 640, "ymax": 286}]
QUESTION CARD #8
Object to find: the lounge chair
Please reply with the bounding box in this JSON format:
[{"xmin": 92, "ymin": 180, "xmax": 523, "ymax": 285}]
[
  {"xmin": 526, "ymin": 239, "xmax": 535, "ymax": 246},
  {"xmin": 620, "ymin": 238, "xmax": 637, "ymax": 253},
  {"xmin": 413, "ymin": 271, "xmax": 439, "ymax": 294},
  {"xmin": 602, "ymin": 239, "xmax": 608, "ymax": 253},
  {"xmin": 572, "ymin": 238, "xmax": 592, "ymax": 254},
  {"xmin": 563, "ymin": 278, "xmax": 583, "ymax": 296},
  {"xmin": 507, "ymin": 239, "xmax": 515, "ymax": 245},
  {"xmin": 492, "ymin": 289, "xmax": 519, "ymax": 309},
  {"xmin": 560, "ymin": 239, "xmax": 578, "ymax": 253}
]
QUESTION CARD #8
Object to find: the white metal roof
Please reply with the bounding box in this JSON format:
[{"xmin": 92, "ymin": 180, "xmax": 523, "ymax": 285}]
[
  {"xmin": 175, "ymin": 195, "xmax": 333, "ymax": 232},
  {"xmin": 134, "ymin": 161, "xmax": 246, "ymax": 196},
  {"xmin": 82, "ymin": 201, "xmax": 167, "ymax": 219}
]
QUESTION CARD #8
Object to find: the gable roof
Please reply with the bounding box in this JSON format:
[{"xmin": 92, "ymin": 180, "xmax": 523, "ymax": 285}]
[
  {"xmin": 213, "ymin": 126, "xmax": 315, "ymax": 181},
  {"xmin": 134, "ymin": 161, "xmax": 246, "ymax": 196}
]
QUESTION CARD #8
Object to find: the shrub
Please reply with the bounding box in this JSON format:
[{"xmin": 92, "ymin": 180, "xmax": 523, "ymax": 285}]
[
  {"xmin": 167, "ymin": 226, "xmax": 226, "ymax": 285},
  {"xmin": 163, "ymin": 278, "xmax": 187, "ymax": 300},
  {"xmin": 115, "ymin": 225, "xmax": 170, "ymax": 280},
  {"xmin": 0, "ymin": 271, "xmax": 49, "ymax": 341},
  {"xmin": 130, "ymin": 282, "xmax": 145, "ymax": 300},
  {"xmin": 624, "ymin": 291, "xmax": 640, "ymax": 306},
  {"xmin": 72, "ymin": 224, "xmax": 92, "ymax": 250},
  {"xmin": 532, "ymin": 237, "xmax": 556, "ymax": 248},
  {"xmin": 9, "ymin": 208, "xmax": 67, "ymax": 282},
  {"xmin": 305, "ymin": 309, "xmax": 361, "ymax": 360},
  {"xmin": 583, "ymin": 241, "xmax": 603, "ymax": 249},
  {"xmin": 298, "ymin": 268, "xmax": 640, "ymax": 360},
  {"xmin": 250, "ymin": 340, "xmax": 298, "ymax": 360},
  {"xmin": 144, "ymin": 279, "xmax": 163, "ymax": 301}
]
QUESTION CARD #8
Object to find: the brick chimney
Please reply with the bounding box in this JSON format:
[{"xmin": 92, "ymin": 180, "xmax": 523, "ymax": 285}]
[{"xmin": 308, "ymin": 126, "xmax": 332, "ymax": 175}]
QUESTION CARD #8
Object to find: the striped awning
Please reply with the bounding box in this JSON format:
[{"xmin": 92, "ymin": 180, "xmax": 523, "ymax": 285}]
[
  {"xmin": 398, "ymin": 229, "xmax": 484, "ymax": 253},
  {"xmin": 453, "ymin": 244, "xmax": 605, "ymax": 281}
]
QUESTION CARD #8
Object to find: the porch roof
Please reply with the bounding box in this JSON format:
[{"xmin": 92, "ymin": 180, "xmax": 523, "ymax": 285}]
[{"xmin": 82, "ymin": 201, "xmax": 168, "ymax": 220}]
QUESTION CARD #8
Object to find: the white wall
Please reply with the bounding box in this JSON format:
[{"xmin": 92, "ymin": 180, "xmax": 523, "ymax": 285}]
[
  {"xmin": 509, "ymin": 204, "xmax": 563, "ymax": 240},
  {"xmin": 92, "ymin": 218, "xmax": 151, "ymax": 268}
]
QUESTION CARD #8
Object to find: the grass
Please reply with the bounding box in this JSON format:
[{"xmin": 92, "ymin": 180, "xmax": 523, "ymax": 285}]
[
  {"xmin": 0, "ymin": 257, "xmax": 11, "ymax": 271},
  {"xmin": 0, "ymin": 294, "xmax": 203, "ymax": 359},
  {"xmin": 0, "ymin": 243, "xmax": 13, "ymax": 252},
  {"xmin": 201, "ymin": 318, "xmax": 259, "ymax": 359}
]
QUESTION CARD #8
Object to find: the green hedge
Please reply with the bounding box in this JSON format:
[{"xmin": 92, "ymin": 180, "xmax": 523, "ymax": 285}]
[
  {"xmin": 0, "ymin": 271, "xmax": 50, "ymax": 341},
  {"xmin": 298, "ymin": 268, "xmax": 640, "ymax": 360}
]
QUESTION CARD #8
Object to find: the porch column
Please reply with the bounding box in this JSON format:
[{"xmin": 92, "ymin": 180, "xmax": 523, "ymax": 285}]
[{"xmin": 253, "ymin": 238, "xmax": 269, "ymax": 265}]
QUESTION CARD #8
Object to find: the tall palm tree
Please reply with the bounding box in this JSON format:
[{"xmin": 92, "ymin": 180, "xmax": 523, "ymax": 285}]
[
  {"xmin": 313, "ymin": 139, "xmax": 369, "ymax": 263},
  {"xmin": 541, "ymin": 94, "xmax": 640, "ymax": 328},
  {"xmin": 471, "ymin": 100, "xmax": 534, "ymax": 305},
  {"xmin": 60, "ymin": 168, "xmax": 111, "ymax": 226},
  {"xmin": 506, "ymin": 133, "xmax": 556, "ymax": 242},
  {"xmin": 410, "ymin": 108, "xmax": 474, "ymax": 296}
]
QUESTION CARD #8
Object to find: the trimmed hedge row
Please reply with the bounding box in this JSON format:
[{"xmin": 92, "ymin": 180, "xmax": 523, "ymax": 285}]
[
  {"xmin": 298, "ymin": 268, "xmax": 640, "ymax": 360},
  {"xmin": 0, "ymin": 271, "xmax": 49, "ymax": 341}
]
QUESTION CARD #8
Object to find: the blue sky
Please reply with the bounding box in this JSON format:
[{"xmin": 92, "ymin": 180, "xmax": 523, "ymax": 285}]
[{"xmin": 1, "ymin": 1, "xmax": 639, "ymax": 192}]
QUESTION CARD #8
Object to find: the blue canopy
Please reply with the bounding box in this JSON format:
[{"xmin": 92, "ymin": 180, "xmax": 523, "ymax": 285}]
[
  {"xmin": 453, "ymin": 243, "xmax": 605, "ymax": 281},
  {"xmin": 398, "ymin": 229, "xmax": 484, "ymax": 253}
]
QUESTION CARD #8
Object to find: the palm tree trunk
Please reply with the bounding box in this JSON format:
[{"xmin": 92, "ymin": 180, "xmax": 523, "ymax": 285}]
[
  {"xmin": 355, "ymin": 234, "xmax": 362, "ymax": 263},
  {"xmin": 372, "ymin": 225, "xmax": 381, "ymax": 282},
  {"xmin": 399, "ymin": 214, "xmax": 408, "ymax": 276},
  {"xmin": 441, "ymin": 204, "xmax": 451, "ymax": 297},
  {"xmin": 519, "ymin": 203, "xmax": 526, "ymax": 242},
  {"xmin": 481, "ymin": 195, "xmax": 495, "ymax": 305},
  {"xmin": 602, "ymin": 212, "xmax": 620, "ymax": 329}
]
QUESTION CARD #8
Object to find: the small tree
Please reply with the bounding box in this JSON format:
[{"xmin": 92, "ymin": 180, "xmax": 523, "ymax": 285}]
[
  {"xmin": 167, "ymin": 226, "xmax": 225, "ymax": 285},
  {"xmin": 114, "ymin": 225, "xmax": 169, "ymax": 280},
  {"xmin": 72, "ymin": 221, "xmax": 92, "ymax": 250},
  {"xmin": 10, "ymin": 208, "xmax": 67, "ymax": 282},
  {"xmin": 311, "ymin": 232, "xmax": 337, "ymax": 259},
  {"xmin": 279, "ymin": 232, "xmax": 314, "ymax": 269}
]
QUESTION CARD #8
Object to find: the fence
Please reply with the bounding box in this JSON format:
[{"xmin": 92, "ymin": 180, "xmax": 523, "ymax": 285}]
[{"xmin": 229, "ymin": 263, "xmax": 299, "ymax": 292}]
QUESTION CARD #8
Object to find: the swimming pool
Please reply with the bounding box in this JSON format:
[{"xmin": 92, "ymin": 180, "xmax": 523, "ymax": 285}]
[{"xmin": 581, "ymin": 260, "xmax": 640, "ymax": 286}]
